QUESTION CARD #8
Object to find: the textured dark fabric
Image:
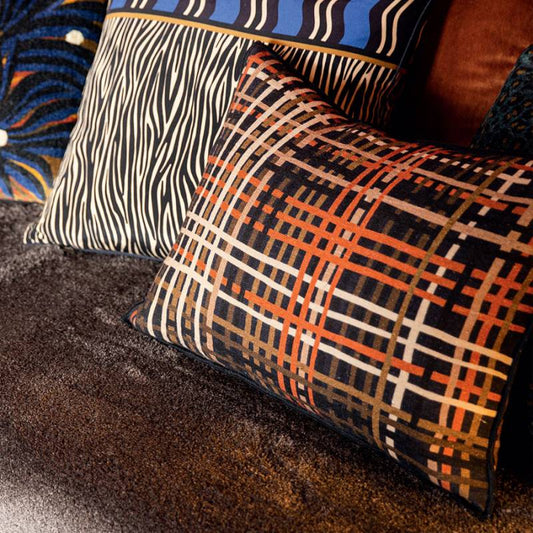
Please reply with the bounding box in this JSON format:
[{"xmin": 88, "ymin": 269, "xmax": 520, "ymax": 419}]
[
  {"xmin": 0, "ymin": 200, "xmax": 532, "ymax": 530},
  {"xmin": 472, "ymin": 46, "xmax": 533, "ymax": 158},
  {"xmin": 470, "ymin": 44, "xmax": 533, "ymax": 471},
  {"xmin": 0, "ymin": 0, "xmax": 107, "ymax": 202},
  {"xmin": 127, "ymin": 46, "xmax": 533, "ymax": 514}
]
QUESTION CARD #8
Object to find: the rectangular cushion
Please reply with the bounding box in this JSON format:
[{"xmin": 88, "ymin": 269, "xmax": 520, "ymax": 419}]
[
  {"xmin": 127, "ymin": 44, "xmax": 533, "ymax": 514},
  {"xmin": 25, "ymin": 0, "xmax": 433, "ymax": 258}
]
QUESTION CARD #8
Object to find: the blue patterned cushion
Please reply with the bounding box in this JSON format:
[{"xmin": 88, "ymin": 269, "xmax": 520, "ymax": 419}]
[
  {"xmin": 472, "ymin": 46, "xmax": 533, "ymax": 158},
  {"xmin": 0, "ymin": 0, "xmax": 106, "ymax": 202}
]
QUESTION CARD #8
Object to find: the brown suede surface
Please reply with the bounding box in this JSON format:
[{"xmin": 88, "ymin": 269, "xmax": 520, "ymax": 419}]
[
  {"xmin": 395, "ymin": 0, "xmax": 533, "ymax": 146},
  {"xmin": 0, "ymin": 201, "xmax": 532, "ymax": 531}
]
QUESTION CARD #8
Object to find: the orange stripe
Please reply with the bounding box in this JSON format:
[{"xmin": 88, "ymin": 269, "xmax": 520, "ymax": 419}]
[
  {"xmin": 285, "ymin": 195, "xmax": 466, "ymax": 274},
  {"xmin": 448, "ymin": 263, "xmax": 522, "ymax": 466},
  {"xmin": 243, "ymin": 289, "xmax": 425, "ymax": 377},
  {"xmin": 267, "ymin": 227, "xmax": 447, "ymax": 307},
  {"xmin": 304, "ymin": 146, "xmax": 440, "ymax": 404},
  {"xmin": 471, "ymin": 268, "xmax": 533, "ymax": 292},
  {"xmin": 451, "ymin": 305, "xmax": 525, "ymax": 333},
  {"xmin": 178, "ymin": 245, "xmax": 243, "ymax": 295},
  {"xmin": 276, "ymin": 210, "xmax": 457, "ymax": 290},
  {"xmin": 285, "ymin": 143, "xmax": 422, "ymax": 400},
  {"xmin": 461, "ymin": 285, "xmax": 533, "ymax": 313},
  {"xmin": 430, "ymin": 372, "xmax": 501, "ymax": 403},
  {"xmin": 458, "ymin": 191, "xmax": 507, "ymax": 211},
  {"xmin": 10, "ymin": 71, "xmax": 33, "ymax": 90}
]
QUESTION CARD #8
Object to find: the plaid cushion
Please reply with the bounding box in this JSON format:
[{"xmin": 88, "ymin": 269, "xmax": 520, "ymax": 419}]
[{"xmin": 127, "ymin": 45, "xmax": 533, "ymax": 514}]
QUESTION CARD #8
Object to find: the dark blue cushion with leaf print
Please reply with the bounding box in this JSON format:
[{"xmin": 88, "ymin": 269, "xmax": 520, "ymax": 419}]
[{"xmin": 0, "ymin": 0, "xmax": 106, "ymax": 202}]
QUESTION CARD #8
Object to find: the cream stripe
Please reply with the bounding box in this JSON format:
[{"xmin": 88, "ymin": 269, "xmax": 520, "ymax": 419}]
[
  {"xmin": 376, "ymin": 0, "xmax": 402, "ymax": 55},
  {"xmin": 382, "ymin": 195, "xmax": 533, "ymax": 255},
  {"xmin": 179, "ymin": 210, "xmax": 517, "ymax": 370},
  {"xmin": 334, "ymin": 287, "xmax": 513, "ymax": 367},
  {"xmin": 244, "ymin": 0, "xmax": 258, "ymax": 28},
  {"xmin": 193, "ymin": 0, "xmax": 207, "ymax": 18},
  {"xmin": 168, "ymin": 256, "xmax": 499, "ymax": 418},
  {"xmin": 386, "ymin": 242, "xmax": 459, "ymax": 460},
  {"xmin": 323, "ymin": 0, "xmax": 338, "ymax": 41},
  {"xmin": 415, "ymin": 167, "xmax": 532, "ymax": 205},
  {"xmin": 257, "ymin": 0, "xmax": 268, "ymax": 30},
  {"xmin": 171, "ymin": 258, "xmax": 499, "ymax": 418},
  {"xmin": 309, "ymin": 0, "xmax": 326, "ymax": 40},
  {"xmin": 177, "ymin": 219, "xmax": 511, "ymax": 378},
  {"xmin": 387, "ymin": 0, "xmax": 414, "ymax": 56}
]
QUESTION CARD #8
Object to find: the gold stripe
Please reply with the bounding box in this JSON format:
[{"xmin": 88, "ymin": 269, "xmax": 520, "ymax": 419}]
[{"xmin": 106, "ymin": 11, "xmax": 399, "ymax": 70}]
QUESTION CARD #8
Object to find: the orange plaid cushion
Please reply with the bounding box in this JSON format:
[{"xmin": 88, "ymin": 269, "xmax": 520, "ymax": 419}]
[{"xmin": 128, "ymin": 45, "xmax": 533, "ymax": 514}]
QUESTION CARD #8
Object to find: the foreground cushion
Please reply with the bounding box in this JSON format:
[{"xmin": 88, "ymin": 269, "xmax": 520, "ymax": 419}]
[
  {"xmin": 127, "ymin": 45, "xmax": 533, "ymax": 514},
  {"xmin": 0, "ymin": 0, "xmax": 106, "ymax": 202},
  {"xmin": 25, "ymin": 0, "xmax": 434, "ymax": 258}
]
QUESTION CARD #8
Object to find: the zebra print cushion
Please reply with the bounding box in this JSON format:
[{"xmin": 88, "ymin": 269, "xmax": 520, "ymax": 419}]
[
  {"xmin": 25, "ymin": 0, "xmax": 434, "ymax": 258},
  {"xmin": 0, "ymin": 0, "xmax": 106, "ymax": 202},
  {"xmin": 127, "ymin": 45, "xmax": 533, "ymax": 514}
]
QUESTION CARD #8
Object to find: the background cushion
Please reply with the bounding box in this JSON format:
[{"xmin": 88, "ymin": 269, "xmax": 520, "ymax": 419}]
[
  {"xmin": 394, "ymin": 0, "xmax": 533, "ymax": 147},
  {"xmin": 105, "ymin": 0, "xmax": 433, "ymax": 127},
  {"xmin": 25, "ymin": 0, "xmax": 434, "ymax": 259},
  {"xmin": 127, "ymin": 45, "xmax": 533, "ymax": 514},
  {"xmin": 471, "ymin": 46, "xmax": 533, "ymax": 158},
  {"xmin": 470, "ymin": 45, "xmax": 533, "ymax": 471},
  {"xmin": 0, "ymin": 0, "xmax": 106, "ymax": 202}
]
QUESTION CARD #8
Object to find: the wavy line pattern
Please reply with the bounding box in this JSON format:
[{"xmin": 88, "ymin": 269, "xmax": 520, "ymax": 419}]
[{"xmin": 109, "ymin": 0, "xmax": 433, "ymax": 63}]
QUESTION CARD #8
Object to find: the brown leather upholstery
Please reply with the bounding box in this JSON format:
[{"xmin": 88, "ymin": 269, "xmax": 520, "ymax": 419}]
[{"xmin": 394, "ymin": 0, "xmax": 533, "ymax": 147}]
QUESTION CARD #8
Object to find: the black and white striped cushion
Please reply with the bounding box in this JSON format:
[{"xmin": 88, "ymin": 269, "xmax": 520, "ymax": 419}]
[{"xmin": 25, "ymin": 1, "xmax": 434, "ymax": 259}]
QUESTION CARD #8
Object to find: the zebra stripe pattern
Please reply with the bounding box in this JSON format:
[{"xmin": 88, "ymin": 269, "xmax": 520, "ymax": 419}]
[
  {"xmin": 271, "ymin": 45, "xmax": 399, "ymax": 126},
  {"xmin": 27, "ymin": 17, "xmax": 251, "ymax": 258},
  {"xmin": 26, "ymin": 2, "xmax": 433, "ymax": 258}
]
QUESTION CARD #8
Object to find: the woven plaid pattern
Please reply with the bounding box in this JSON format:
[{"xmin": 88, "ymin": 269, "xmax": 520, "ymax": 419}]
[{"xmin": 128, "ymin": 45, "xmax": 533, "ymax": 513}]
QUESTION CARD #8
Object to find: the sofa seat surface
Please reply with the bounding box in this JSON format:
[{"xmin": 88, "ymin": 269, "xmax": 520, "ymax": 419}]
[{"xmin": 0, "ymin": 200, "xmax": 531, "ymax": 532}]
